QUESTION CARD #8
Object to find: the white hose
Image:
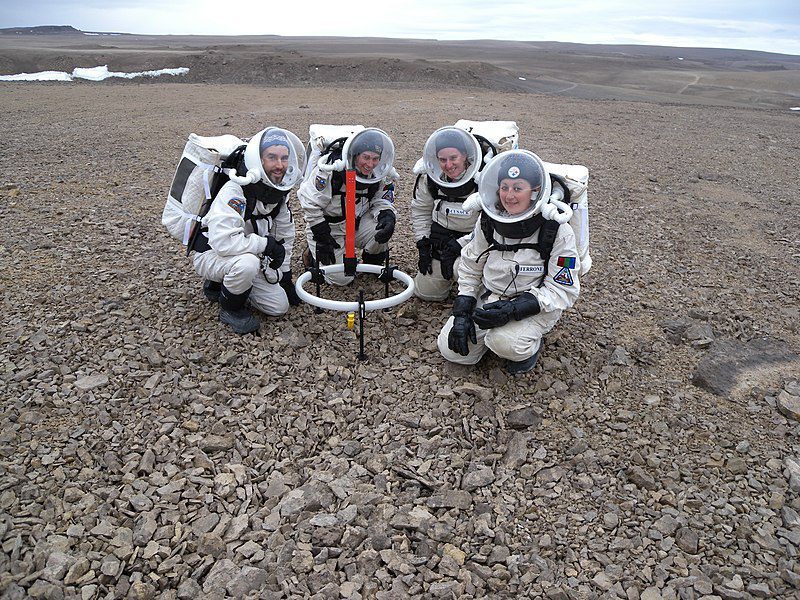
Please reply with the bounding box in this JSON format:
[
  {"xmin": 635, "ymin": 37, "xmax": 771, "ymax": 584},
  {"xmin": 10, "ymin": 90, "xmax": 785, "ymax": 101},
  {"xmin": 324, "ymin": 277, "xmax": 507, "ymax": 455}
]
[
  {"xmin": 225, "ymin": 168, "xmax": 259, "ymax": 185},
  {"xmin": 295, "ymin": 264, "xmax": 415, "ymax": 311}
]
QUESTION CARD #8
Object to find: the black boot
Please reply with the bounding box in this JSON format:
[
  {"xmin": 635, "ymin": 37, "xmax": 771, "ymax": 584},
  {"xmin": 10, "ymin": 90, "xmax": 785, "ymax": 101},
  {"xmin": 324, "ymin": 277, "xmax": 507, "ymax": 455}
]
[
  {"xmin": 362, "ymin": 250, "xmax": 388, "ymax": 266},
  {"xmin": 203, "ymin": 280, "xmax": 222, "ymax": 302},
  {"xmin": 219, "ymin": 285, "xmax": 260, "ymax": 334},
  {"xmin": 506, "ymin": 343, "xmax": 543, "ymax": 375}
]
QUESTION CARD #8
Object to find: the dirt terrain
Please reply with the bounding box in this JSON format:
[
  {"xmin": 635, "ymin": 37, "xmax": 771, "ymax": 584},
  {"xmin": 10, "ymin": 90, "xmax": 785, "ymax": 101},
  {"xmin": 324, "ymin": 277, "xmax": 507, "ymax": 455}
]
[{"xmin": 1, "ymin": 31, "xmax": 800, "ymax": 600}]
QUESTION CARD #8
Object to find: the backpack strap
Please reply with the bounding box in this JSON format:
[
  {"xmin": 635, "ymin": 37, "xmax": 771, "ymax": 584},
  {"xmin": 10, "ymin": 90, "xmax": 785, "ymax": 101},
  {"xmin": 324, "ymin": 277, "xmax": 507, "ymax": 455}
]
[{"xmin": 478, "ymin": 213, "xmax": 561, "ymax": 287}]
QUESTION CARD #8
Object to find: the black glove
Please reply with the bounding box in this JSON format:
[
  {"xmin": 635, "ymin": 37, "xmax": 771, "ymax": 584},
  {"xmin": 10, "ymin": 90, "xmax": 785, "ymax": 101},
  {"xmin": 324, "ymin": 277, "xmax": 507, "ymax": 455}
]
[
  {"xmin": 439, "ymin": 238, "xmax": 463, "ymax": 281},
  {"xmin": 263, "ymin": 236, "xmax": 286, "ymax": 271},
  {"xmin": 416, "ymin": 238, "xmax": 433, "ymax": 275},
  {"xmin": 448, "ymin": 295, "xmax": 477, "ymax": 356},
  {"xmin": 310, "ymin": 222, "xmax": 339, "ymax": 266},
  {"xmin": 279, "ymin": 271, "xmax": 301, "ymax": 306},
  {"xmin": 374, "ymin": 210, "xmax": 396, "ymax": 244},
  {"xmin": 473, "ymin": 292, "xmax": 541, "ymax": 329}
]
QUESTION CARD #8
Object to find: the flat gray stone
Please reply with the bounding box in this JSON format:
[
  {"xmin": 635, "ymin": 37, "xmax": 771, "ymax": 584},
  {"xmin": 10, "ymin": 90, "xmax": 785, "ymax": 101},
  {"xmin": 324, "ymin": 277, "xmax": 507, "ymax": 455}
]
[
  {"xmin": 461, "ymin": 466, "xmax": 495, "ymax": 491},
  {"xmin": 506, "ymin": 407, "xmax": 542, "ymax": 430},
  {"xmin": 74, "ymin": 374, "xmax": 109, "ymax": 391},
  {"xmin": 778, "ymin": 391, "xmax": 800, "ymax": 421},
  {"xmin": 692, "ymin": 337, "xmax": 800, "ymax": 398}
]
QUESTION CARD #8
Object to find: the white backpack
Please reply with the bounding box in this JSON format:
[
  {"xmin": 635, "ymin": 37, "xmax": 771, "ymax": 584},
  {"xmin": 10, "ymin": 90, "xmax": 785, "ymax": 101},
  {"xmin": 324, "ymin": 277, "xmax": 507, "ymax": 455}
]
[
  {"xmin": 453, "ymin": 119, "xmax": 519, "ymax": 155},
  {"xmin": 162, "ymin": 133, "xmax": 244, "ymax": 246},
  {"xmin": 543, "ymin": 162, "xmax": 592, "ymax": 275}
]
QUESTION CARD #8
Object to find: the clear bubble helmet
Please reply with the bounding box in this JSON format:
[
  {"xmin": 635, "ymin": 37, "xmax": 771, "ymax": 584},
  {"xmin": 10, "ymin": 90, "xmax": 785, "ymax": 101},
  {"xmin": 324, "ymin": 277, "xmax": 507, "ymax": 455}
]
[
  {"xmin": 243, "ymin": 127, "xmax": 306, "ymax": 191},
  {"xmin": 478, "ymin": 150, "xmax": 552, "ymax": 224},
  {"xmin": 422, "ymin": 126, "xmax": 482, "ymax": 188},
  {"xmin": 341, "ymin": 128, "xmax": 395, "ymax": 184}
]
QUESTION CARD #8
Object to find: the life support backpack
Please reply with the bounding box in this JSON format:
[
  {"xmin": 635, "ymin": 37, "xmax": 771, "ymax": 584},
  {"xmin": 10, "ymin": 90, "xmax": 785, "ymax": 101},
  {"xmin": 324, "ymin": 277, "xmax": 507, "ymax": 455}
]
[
  {"xmin": 162, "ymin": 134, "xmax": 245, "ymax": 250},
  {"xmin": 543, "ymin": 162, "xmax": 591, "ymax": 275}
]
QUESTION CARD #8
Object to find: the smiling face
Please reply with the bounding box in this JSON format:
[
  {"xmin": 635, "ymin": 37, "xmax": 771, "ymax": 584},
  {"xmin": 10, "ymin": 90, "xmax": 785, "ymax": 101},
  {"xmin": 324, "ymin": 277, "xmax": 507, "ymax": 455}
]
[
  {"xmin": 261, "ymin": 144, "xmax": 290, "ymax": 184},
  {"xmin": 498, "ymin": 178, "xmax": 536, "ymax": 215},
  {"xmin": 436, "ymin": 147, "xmax": 468, "ymax": 181},
  {"xmin": 354, "ymin": 150, "xmax": 381, "ymax": 177}
]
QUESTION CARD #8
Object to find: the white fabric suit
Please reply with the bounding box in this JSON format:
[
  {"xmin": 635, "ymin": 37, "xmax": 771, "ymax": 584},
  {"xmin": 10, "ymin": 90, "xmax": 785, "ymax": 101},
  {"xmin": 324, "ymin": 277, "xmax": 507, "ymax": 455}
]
[
  {"xmin": 438, "ymin": 217, "xmax": 581, "ymax": 364},
  {"xmin": 193, "ymin": 181, "xmax": 294, "ymax": 316}
]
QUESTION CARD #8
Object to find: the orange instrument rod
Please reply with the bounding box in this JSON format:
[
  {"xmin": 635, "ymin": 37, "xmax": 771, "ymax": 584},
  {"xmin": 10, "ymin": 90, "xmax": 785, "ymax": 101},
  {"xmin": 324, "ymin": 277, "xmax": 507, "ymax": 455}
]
[{"xmin": 344, "ymin": 170, "xmax": 357, "ymax": 276}]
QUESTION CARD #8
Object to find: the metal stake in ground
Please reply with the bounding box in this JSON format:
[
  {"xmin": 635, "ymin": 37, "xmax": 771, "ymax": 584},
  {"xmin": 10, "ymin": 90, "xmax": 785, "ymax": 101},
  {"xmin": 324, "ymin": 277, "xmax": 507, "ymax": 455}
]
[{"xmin": 358, "ymin": 289, "xmax": 366, "ymax": 361}]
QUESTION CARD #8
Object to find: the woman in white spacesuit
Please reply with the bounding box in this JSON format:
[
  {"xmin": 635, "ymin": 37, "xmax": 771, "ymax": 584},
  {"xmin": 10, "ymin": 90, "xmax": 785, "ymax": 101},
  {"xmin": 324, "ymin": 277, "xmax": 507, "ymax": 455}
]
[
  {"xmin": 411, "ymin": 126, "xmax": 483, "ymax": 301},
  {"xmin": 437, "ymin": 150, "xmax": 581, "ymax": 374}
]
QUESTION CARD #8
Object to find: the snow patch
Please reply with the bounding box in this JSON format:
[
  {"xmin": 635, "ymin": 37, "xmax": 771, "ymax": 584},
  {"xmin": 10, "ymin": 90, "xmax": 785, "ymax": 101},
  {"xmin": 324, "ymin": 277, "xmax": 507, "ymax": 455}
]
[
  {"xmin": 0, "ymin": 65, "xmax": 189, "ymax": 82},
  {"xmin": 518, "ymin": 76, "xmax": 527, "ymax": 81},
  {"xmin": 790, "ymin": 107, "xmax": 800, "ymax": 111}
]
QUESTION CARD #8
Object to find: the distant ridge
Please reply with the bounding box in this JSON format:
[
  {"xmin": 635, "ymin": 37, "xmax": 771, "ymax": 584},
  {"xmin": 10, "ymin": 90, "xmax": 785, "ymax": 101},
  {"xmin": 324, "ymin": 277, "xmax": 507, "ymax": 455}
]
[{"xmin": 0, "ymin": 25, "xmax": 81, "ymax": 35}]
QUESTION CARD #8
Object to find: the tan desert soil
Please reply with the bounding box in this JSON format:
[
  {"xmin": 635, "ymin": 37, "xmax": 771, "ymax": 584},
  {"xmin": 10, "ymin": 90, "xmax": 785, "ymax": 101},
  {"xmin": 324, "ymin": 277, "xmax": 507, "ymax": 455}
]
[{"xmin": 1, "ymin": 35, "xmax": 800, "ymax": 600}]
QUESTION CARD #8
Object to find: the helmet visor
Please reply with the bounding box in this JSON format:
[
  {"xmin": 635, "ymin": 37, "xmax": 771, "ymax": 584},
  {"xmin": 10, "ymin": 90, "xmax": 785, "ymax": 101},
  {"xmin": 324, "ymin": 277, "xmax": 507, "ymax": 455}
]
[
  {"xmin": 478, "ymin": 150, "xmax": 550, "ymax": 223},
  {"xmin": 343, "ymin": 128, "xmax": 395, "ymax": 184}
]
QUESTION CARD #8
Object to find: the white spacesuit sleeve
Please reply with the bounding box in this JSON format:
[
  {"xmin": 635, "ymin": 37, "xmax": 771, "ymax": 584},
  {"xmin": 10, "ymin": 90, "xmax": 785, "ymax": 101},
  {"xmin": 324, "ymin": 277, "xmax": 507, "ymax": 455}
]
[
  {"xmin": 455, "ymin": 220, "xmax": 489, "ymax": 298},
  {"xmin": 531, "ymin": 223, "xmax": 581, "ymax": 312},
  {"xmin": 271, "ymin": 199, "xmax": 295, "ymax": 273},
  {"xmin": 410, "ymin": 174, "xmax": 435, "ymax": 241},
  {"xmin": 204, "ymin": 184, "xmax": 269, "ymax": 257},
  {"xmin": 297, "ymin": 164, "xmax": 333, "ymax": 228}
]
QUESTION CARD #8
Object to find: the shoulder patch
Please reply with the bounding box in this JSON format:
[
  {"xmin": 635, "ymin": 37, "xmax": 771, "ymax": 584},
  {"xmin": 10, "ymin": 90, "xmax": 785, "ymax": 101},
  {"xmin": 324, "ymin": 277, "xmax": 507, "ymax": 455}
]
[
  {"xmin": 553, "ymin": 267, "xmax": 574, "ymax": 286},
  {"xmin": 315, "ymin": 176, "xmax": 327, "ymax": 191},
  {"xmin": 227, "ymin": 198, "xmax": 246, "ymax": 217},
  {"xmin": 381, "ymin": 182, "xmax": 395, "ymax": 203},
  {"xmin": 557, "ymin": 256, "xmax": 577, "ymax": 269}
]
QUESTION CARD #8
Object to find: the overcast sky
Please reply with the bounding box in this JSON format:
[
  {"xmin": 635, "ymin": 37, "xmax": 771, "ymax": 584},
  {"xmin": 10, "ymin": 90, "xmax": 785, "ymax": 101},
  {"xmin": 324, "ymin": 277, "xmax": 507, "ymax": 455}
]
[{"xmin": 3, "ymin": 0, "xmax": 799, "ymax": 55}]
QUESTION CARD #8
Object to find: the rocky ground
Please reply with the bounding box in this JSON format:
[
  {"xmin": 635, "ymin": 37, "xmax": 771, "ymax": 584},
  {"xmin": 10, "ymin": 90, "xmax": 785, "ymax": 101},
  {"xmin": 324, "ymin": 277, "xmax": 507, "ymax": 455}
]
[{"xmin": 0, "ymin": 79, "xmax": 799, "ymax": 600}]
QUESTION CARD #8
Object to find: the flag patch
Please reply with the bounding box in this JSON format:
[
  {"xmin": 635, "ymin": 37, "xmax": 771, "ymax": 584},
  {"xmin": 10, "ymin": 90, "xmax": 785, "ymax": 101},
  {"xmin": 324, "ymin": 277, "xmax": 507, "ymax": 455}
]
[
  {"xmin": 553, "ymin": 267, "xmax": 574, "ymax": 286},
  {"xmin": 315, "ymin": 176, "xmax": 327, "ymax": 191},
  {"xmin": 227, "ymin": 198, "xmax": 246, "ymax": 216},
  {"xmin": 382, "ymin": 183, "xmax": 395, "ymax": 202},
  {"xmin": 557, "ymin": 256, "xmax": 576, "ymax": 269}
]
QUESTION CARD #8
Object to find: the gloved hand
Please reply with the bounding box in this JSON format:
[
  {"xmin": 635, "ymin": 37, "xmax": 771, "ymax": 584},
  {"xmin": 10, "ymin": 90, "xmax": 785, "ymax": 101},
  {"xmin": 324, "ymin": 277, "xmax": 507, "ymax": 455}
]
[
  {"xmin": 416, "ymin": 237, "xmax": 433, "ymax": 275},
  {"xmin": 279, "ymin": 271, "xmax": 301, "ymax": 306},
  {"xmin": 448, "ymin": 295, "xmax": 477, "ymax": 356},
  {"xmin": 310, "ymin": 222, "xmax": 340, "ymax": 266},
  {"xmin": 374, "ymin": 210, "xmax": 396, "ymax": 244},
  {"xmin": 473, "ymin": 292, "xmax": 541, "ymax": 329},
  {"xmin": 439, "ymin": 238, "xmax": 463, "ymax": 280},
  {"xmin": 263, "ymin": 236, "xmax": 286, "ymax": 271}
]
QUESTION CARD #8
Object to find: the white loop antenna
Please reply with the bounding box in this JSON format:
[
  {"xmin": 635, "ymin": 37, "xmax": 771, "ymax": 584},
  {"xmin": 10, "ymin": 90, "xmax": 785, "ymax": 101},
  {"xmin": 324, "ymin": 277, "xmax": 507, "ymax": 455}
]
[{"xmin": 296, "ymin": 264, "xmax": 415, "ymax": 311}]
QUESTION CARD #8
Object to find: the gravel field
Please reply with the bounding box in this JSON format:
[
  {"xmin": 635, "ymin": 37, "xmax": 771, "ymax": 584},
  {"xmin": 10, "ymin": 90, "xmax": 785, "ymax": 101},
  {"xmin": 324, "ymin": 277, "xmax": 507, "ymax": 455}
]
[{"xmin": 1, "ymin": 80, "xmax": 799, "ymax": 600}]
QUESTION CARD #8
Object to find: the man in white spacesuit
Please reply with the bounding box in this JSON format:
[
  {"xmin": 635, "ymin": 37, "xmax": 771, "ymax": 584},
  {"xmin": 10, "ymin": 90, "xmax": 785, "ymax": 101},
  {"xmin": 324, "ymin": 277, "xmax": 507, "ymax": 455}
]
[
  {"xmin": 438, "ymin": 150, "xmax": 581, "ymax": 374},
  {"xmin": 412, "ymin": 127, "xmax": 483, "ymax": 301},
  {"xmin": 192, "ymin": 127, "xmax": 306, "ymax": 334},
  {"xmin": 298, "ymin": 128, "xmax": 397, "ymax": 286}
]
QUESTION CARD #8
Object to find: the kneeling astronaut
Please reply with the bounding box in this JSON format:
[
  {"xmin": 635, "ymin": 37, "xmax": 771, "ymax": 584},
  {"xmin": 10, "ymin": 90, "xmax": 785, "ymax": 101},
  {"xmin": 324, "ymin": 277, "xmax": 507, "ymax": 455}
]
[
  {"xmin": 438, "ymin": 150, "xmax": 581, "ymax": 375},
  {"xmin": 412, "ymin": 127, "xmax": 483, "ymax": 301},
  {"xmin": 298, "ymin": 128, "xmax": 397, "ymax": 286},
  {"xmin": 192, "ymin": 127, "xmax": 306, "ymax": 334}
]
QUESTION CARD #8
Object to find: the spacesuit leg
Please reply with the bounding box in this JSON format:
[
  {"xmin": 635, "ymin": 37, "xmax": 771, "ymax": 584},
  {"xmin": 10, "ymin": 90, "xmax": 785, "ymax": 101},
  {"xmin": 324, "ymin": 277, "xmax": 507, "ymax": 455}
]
[
  {"xmin": 193, "ymin": 251, "xmax": 260, "ymax": 295},
  {"xmin": 483, "ymin": 309, "xmax": 562, "ymax": 362},
  {"xmin": 358, "ymin": 214, "xmax": 388, "ymax": 256},
  {"xmin": 414, "ymin": 257, "xmax": 460, "ymax": 302},
  {"xmin": 249, "ymin": 272, "xmax": 290, "ymax": 316}
]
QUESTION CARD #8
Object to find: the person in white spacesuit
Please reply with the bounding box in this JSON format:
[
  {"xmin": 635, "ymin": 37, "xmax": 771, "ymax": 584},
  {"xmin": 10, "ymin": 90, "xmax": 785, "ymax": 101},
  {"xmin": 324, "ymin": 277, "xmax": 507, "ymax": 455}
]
[
  {"xmin": 412, "ymin": 127, "xmax": 483, "ymax": 301},
  {"xmin": 437, "ymin": 150, "xmax": 581, "ymax": 374},
  {"xmin": 298, "ymin": 128, "xmax": 397, "ymax": 286},
  {"xmin": 191, "ymin": 127, "xmax": 306, "ymax": 334}
]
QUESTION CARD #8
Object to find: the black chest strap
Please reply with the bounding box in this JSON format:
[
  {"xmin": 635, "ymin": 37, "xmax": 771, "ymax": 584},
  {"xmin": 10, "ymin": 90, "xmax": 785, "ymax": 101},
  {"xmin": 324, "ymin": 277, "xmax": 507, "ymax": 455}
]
[{"xmin": 479, "ymin": 213, "xmax": 560, "ymax": 286}]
